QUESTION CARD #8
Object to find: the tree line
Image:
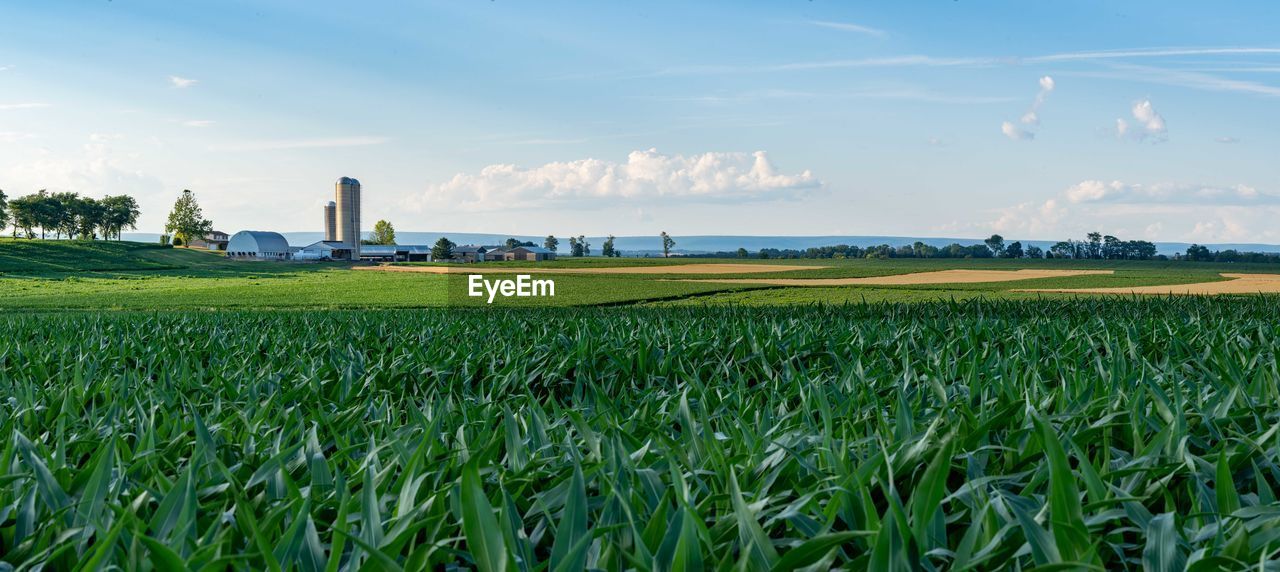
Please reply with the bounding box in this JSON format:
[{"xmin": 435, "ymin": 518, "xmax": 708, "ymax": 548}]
[{"xmin": 0, "ymin": 189, "xmax": 141, "ymax": 240}]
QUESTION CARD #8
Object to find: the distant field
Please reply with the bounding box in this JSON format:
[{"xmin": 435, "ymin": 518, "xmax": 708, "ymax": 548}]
[{"xmin": 3, "ymin": 239, "xmax": 1279, "ymax": 308}]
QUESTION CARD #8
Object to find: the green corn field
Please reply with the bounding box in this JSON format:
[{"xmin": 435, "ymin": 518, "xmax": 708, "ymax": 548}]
[{"xmin": 3, "ymin": 299, "xmax": 1280, "ymax": 570}]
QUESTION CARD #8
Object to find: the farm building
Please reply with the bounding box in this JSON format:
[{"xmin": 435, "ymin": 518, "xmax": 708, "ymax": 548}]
[
  {"xmin": 294, "ymin": 241, "xmax": 355, "ymax": 261},
  {"xmin": 506, "ymin": 246, "xmax": 555, "ymax": 261},
  {"xmin": 189, "ymin": 230, "xmax": 229, "ymax": 250},
  {"xmin": 452, "ymin": 245, "xmax": 488, "ymax": 263},
  {"xmin": 226, "ymin": 231, "xmax": 291, "ymax": 260},
  {"xmin": 360, "ymin": 245, "xmax": 432, "ymax": 262}
]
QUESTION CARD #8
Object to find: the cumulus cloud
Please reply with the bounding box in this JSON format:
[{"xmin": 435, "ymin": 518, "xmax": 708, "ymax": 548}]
[
  {"xmin": 168, "ymin": 76, "xmax": 198, "ymax": 88},
  {"xmin": 1002, "ymin": 76, "xmax": 1054, "ymax": 140},
  {"xmin": 1001, "ymin": 121, "xmax": 1033, "ymax": 141},
  {"xmin": 1116, "ymin": 99, "xmax": 1167, "ymax": 141},
  {"xmin": 1063, "ymin": 180, "xmax": 1271, "ymax": 205},
  {"xmin": 984, "ymin": 179, "xmax": 1280, "ymax": 242},
  {"xmin": 412, "ymin": 148, "xmax": 822, "ymax": 211}
]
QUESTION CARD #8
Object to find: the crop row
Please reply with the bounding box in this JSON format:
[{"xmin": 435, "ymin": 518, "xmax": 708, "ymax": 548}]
[{"xmin": 3, "ymin": 299, "xmax": 1280, "ymax": 570}]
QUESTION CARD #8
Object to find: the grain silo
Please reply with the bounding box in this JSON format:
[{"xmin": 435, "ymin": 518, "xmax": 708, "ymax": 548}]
[
  {"xmin": 335, "ymin": 177, "xmax": 361, "ymax": 260},
  {"xmin": 323, "ymin": 201, "xmax": 337, "ymax": 242}
]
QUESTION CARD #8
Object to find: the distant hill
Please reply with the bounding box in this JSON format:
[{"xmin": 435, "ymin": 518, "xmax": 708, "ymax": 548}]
[
  {"xmin": 124, "ymin": 231, "xmax": 1280, "ymax": 257},
  {"xmin": 0, "ymin": 239, "xmax": 181, "ymax": 273}
]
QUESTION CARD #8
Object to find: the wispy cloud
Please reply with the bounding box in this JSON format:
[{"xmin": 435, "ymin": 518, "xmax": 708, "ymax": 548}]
[
  {"xmin": 0, "ymin": 65, "xmax": 11, "ymax": 72},
  {"xmin": 168, "ymin": 76, "xmax": 198, "ymax": 88},
  {"xmin": 0, "ymin": 102, "xmax": 51, "ymax": 111},
  {"xmin": 1216, "ymin": 136, "xmax": 1240, "ymax": 144},
  {"xmin": 1027, "ymin": 47, "xmax": 1280, "ymax": 63},
  {"xmin": 653, "ymin": 55, "xmax": 997, "ymax": 77},
  {"xmin": 638, "ymin": 88, "xmax": 1014, "ymax": 105},
  {"xmin": 809, "ymin": 20, "xmax": 887, "ymax": 38},
  {"xmin": 0, "ymin": 132, "xmax": 35, "ymax": 143},
  {"xmin": 182, "ymin": 120, "xmax": 216, "ymax": 128},
  {"xmin": 209, "ymin": 136, "xmax": 388, "ymax": 152},
  {"xmin": 1002, "ymin": 76, "xmax": 1054, "ymax": 141}
]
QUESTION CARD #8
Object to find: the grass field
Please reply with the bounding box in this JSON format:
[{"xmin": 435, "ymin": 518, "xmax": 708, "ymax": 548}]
[
  {"xmin": 1, "ymin": 239, "xmax": 1277, "ymax": 309},
  {"xmin": 5, "ymin": 300, "xmax": 1280, "ymax": 569}
]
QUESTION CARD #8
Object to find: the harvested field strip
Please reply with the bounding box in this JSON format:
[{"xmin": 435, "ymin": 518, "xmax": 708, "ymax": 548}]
[
  {"xmin": 359, "ymin": 262, "xmax": 820, "ymax": 274},
  {"xmin": 679, "ymin": 268, "xmax": 1114, "ymax": 286},
  {"xmin": 1024, "ymin": 272, "xmax": 1280, "ymax": 295}
]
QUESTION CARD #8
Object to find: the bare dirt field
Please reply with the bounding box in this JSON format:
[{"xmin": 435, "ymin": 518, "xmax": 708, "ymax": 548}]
[
  {"xmin": 679, "ymin": 268, "xmax": 1114, "ymax": 286},
  {"xmin": 357, "ymin": 263, "xmax": 820, "ymax": 275},
  {"xmin": 1022, "ymin": 273, "xmax": 1280, "ymax": 295}
]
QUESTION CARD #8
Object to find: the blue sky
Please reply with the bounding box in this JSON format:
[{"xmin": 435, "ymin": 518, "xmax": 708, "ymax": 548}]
[{"xmin": 2, "ymin": 1, "xmax": 1279, "ymax": 243}]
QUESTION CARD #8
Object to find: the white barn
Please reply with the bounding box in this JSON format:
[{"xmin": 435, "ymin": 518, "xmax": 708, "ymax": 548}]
[{"xmin": 226, "ymin": 231, "xmax": 291, "ymax": 260}]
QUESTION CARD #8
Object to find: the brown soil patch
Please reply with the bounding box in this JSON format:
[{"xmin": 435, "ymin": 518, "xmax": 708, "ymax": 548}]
[
  {"xmin": 680, "ymin": 268, "xmax": 1114, "ymax": 286},
  {"xmin": 356, "ymin": 263, "xmax": 819, "ymax": 275},
  {"xmin": 1022, "ymin": 273, "xmax": 1280, "ymax": 295}
]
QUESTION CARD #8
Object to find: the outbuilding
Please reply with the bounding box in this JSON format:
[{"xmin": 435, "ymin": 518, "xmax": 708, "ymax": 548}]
[{"xmin": 226, "ymin": 231, "xmax": 291, "ymax": 260}]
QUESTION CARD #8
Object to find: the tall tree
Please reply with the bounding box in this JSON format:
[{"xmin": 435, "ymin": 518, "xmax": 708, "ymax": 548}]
[
  {"xmin": 99, "ymin": 195, "xmax": 141, "ymax": 240},
  {"xmin": 1004, "ymin": 241, "xmax": 1024, "ymax": 259},
  {"xmin": 0, "ymin": 189, "xmax": 8, "ymax": 235},
  {"xmin": 431, "ymin": 237, "xmax": 456, "ymax": 260},
  {"xmin": 601, "ymin": 235, "xmax": 617, "ymax": 257},
  {"xmin": 984, "ymin": 234, "xmax": 1005, "ymax": 257},
  {"xmin": 8, "ymin": 195, "xmax": 36, "ymax": 238},
  {"xmin": 736, "ymin": 247, "xmax": 748, "ymax": 258},
  {"xmin": 371, "ymin": 220, "xmax": 397, "ymax": 245},
  {"xmin": 578, "ymin": 235, "xmax": 590, "ymax": 256},
  {"xmin": 660, "ymin": 231, "xmax": 675, "ymax": 258},
  {"xmin": 544, "ymin": 235, "xmax": 559, "ymax": 253},
  {"xmin": 165, "ymin": 190, "xmax": 213, "ymax": 246},
  {"xmin": 568, "ymin": 236, "xmax": 582, "ymax": 257}
]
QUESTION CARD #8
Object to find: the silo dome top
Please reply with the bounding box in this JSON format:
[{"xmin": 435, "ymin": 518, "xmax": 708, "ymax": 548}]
[{"xmin": 336, "ymin": 176, "xmax": 361, "ymax": 185}]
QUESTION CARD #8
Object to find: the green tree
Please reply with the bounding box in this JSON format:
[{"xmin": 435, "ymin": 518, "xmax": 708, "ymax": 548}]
[
  {"xmin": 544, "ymin": 235, "xmax": 559, "ymax": 253},
  {"xmin": 601, "ymin": 235, "xmax": 617, "ymax": 257},
  {"xmin": 431, "ymin": 237, "xmax": 456, "ymax": 260},
  {"xmin": 736, "ymin": 247, "xmax": 748, "ymax": 258},
  {"xmin": 984, "ymin": 234, "xmax": 1005, "ymax": 257},
  {"xmin": 660, "ymin": 231, "xmax": 675, "ymax": 258},
  {"xmin": 165, "ymin": 190, "xmax": 213, "ymax": 247},
  {"xmin": 0, "ymin": 189, "xmax": 8, "ymax": 234},
  {"xmin": 8, "ymin": 194, "xmax": 36, "ymax": 238},
  {"xmin": 371, "ymin": 220, "xmax": 397, "ymax": 245},
  {"xmin": 578, "ymin": 235, "xmax": 590, "ymax": 256},
  {"xmin": 568, "ymin": 236, "xmax": 582, "ymax": 257},
  {"xmin": 1004, "ymin": 241, "xmax": 1024, "ymax": 259},
  {"xmin": 99, "ymin": 195, "xmax": 141, "ymax": 240}
]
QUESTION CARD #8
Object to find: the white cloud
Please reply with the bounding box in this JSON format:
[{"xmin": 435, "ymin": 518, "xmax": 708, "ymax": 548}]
[
  {"xmin": 1215, "ymin": 136, "xmax": 1239, "ymax": 144},
  {"xmin": 1130, "ymin": 99, "xmax": 1167, "ymax": 139},
  {"xmin": 1003, "ymin": 76, "xmax": 1054, "ymax": 140},
  {"xmin": 809, "ymin": 20, "xmax": 888, "ymax": 38},
  {"xmin": 1065, "ymin": 180, "xmax": 1270, "ymax": 204},
  {"xmin": 984, "ymin": 179, "xmax": 1280, "ymax": 242},
  {"xmin": 209, "ymin": 136, "xmax": 388, "ymax": 151},
  {"xmin": 183, "ymin": 120, "xmax": 216, "ymax": 128},
  {"xmin": 1028, "ymin": 47, "xmax": 1280, "ymax": 63},
  {"xmin": 168, "ymin": 76, "xmax": 198, "ymax": 88},
  {"xmin": 0, "ymin": 102, "xmax": 51, "ymax": 111},
  {"xmin": 1001, "ymin": 121, "xmax": 1033, "ymax": 141},
  {"xmin": 411, "ymin": 148, "xmax": 822, "ymax": 212}
]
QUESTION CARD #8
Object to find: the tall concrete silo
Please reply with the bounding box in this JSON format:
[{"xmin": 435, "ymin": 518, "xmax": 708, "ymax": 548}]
[
  {"xmin": 323, "ymin": 201, "xmax": 337, "ymax": 242},
  {"xmin": 335, "ymin": 177, "xmax": 361, "ymax": 259}
]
